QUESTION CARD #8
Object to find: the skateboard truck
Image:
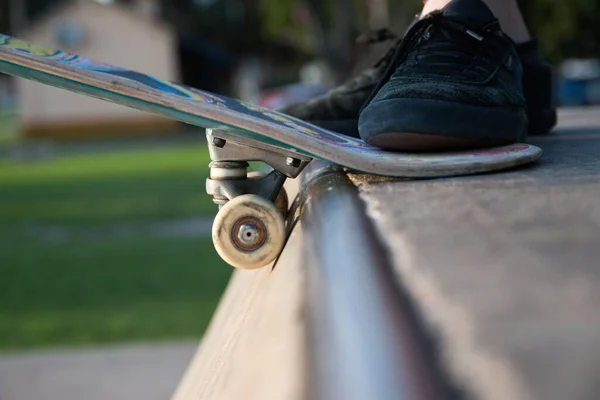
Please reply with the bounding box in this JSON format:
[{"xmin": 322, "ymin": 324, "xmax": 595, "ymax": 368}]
[{"xmin": 205, "ymin": 129, "xmax": 311, "ymax": 270}]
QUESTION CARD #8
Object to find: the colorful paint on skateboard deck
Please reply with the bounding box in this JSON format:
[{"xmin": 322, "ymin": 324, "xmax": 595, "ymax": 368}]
[{"xmin": 0, "ymin": 33, "xmax": 543, "ymax": 269}]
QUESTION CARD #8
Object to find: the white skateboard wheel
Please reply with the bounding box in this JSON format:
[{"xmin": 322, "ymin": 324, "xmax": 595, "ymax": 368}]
[{"xmin": 212, "ymin": 194, "xmax": 285, "ymax": 270}]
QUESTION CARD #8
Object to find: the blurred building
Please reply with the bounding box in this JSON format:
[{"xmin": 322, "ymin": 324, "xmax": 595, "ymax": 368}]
[{"xmin": 15, "ymin": 0, "xmax": 179, "ymax": 139}]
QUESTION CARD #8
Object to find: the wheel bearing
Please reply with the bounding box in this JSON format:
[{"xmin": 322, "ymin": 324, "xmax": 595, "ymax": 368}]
[{"xmin": 232, "ymin": 218, "xmax": 266, "ymax": 250}]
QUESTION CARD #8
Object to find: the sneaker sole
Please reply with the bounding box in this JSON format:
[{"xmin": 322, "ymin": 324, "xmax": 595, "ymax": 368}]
[{"xmin": 359, "ymin": 98, "xmax": 528, "ymax": 151}]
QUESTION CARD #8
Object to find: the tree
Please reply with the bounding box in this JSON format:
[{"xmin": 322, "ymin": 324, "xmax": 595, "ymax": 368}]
[
  {"xmin": 520, "ymin": 0, "xmax": 600, "ymax": 63},
  {"xmin": 257, "ymin": 0, "xmax": 421, "ymax": 83},
  {"xmin": 258, "ymin": 0, "xmax": 364, "ymax": 84}
]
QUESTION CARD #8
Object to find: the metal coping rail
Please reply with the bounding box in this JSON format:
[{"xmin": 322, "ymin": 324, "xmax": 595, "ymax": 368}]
[{"xmin": 299, "ymin": 161, "xmax": 452, "ymax": 400}]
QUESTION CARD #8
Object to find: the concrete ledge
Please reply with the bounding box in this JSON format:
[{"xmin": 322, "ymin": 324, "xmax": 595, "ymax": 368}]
[{"xmin": 353, "ymin": 107, "xmax": 600, "ymax": 400}]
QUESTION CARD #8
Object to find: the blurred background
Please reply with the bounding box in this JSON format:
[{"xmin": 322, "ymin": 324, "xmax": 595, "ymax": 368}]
[{"xmin": 0, "ymin": 0, "xmax": 599, "ymax": 398}]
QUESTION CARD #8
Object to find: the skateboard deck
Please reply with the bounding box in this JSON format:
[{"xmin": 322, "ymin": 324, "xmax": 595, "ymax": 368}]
[
  {"xmin": 0, "ymin": 33, "xmax": 542, "ymax": 178},
  {"xmin": 0, "ymin": 33, "xmax": 545, "ymax": 270}
]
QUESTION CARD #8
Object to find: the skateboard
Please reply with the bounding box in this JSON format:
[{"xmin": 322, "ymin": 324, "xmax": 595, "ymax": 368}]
[{"xmin": 0, "ymin": 33, "xmax": 542, "ymax": 269}]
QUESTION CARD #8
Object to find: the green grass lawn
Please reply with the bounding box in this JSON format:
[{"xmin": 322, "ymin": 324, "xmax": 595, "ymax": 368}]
[
  {"xmin": 0, "ymin": 139, "xmax": 232, "ymax": 350},
  {"xmin": 0, "ymin": 113, "xmax": 18, "ymax": 145},
  {"xmin": 0, "ymin": 140, "xmax": 217, "ymax": 223}
]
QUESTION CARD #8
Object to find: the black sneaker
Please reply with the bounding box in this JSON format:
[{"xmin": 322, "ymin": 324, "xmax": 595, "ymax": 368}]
[
  {"xmin": 281, "ymin": 2, "xmax": 556, "ymax": 142},
  {"xmin": 519, "ymin": 38, "xmax": 557, "ymax": 136},
  {"xmin": 358, "ymin": 0, "xmax": 528, "ymax": 150},
  {"xmin": 278, "ymin": 28, "xmax": 401, "ymax": 138}
]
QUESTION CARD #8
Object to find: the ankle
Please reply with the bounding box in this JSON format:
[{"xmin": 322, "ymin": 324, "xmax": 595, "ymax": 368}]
[{"xmin": 420, "ymin": 0, "xmax": 448, "ymax": 17}]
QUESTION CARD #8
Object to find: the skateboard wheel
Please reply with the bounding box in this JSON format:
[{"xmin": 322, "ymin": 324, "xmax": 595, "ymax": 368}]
[
  {"xmin": 274, "ymin": 188, "xmax": 289, "ymax": 217},
  {"xmin": 247, "ymin": 171, "xmax": 289, "ymax": 216},
  {"xmin": 212, "ymin": 194, "xmax": 285, "ymax": 270}
]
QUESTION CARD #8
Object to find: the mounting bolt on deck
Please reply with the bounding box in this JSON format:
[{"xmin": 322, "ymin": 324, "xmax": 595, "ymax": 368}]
[
  {"xmin": 286, "ymin": 157, "xmax": 301, "ymax": 168},
  {"xmin": 212, "ymin": 137, "xmax": 226, "ymax": 148}
]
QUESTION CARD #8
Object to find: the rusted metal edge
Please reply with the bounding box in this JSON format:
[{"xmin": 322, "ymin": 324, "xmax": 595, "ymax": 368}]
[{"xmin": 299, "ymin": 161, "xmax": 456, "ymax": 400}]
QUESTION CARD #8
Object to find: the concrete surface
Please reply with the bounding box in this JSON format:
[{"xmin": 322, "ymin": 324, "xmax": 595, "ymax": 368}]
[
  {"xmin": 353, "ymin": 107, "xmax": 600, "ymax": 400},
  {"xmin": 0, "ymin": 342, "xmax": 197, "ymax": 400}
]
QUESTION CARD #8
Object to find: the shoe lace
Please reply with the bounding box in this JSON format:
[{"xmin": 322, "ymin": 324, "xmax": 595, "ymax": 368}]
[
  {"xmin": 360, "ymin": 12, "xmax": 501, "ymax": 109},
  {"xmin": 334, "ymin": 28, "xmax": 402, "ymax": 92},
  {"xmin": 411, "ymin": 13, "xmax": 501, "ymax": 73},
  {"xmin": 357, "ymin": 28, "xmax": 404, "ymax": 71},
  {"xmin": 356, "ymin": 27, "xmax": 399, "ymax": 45}
]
